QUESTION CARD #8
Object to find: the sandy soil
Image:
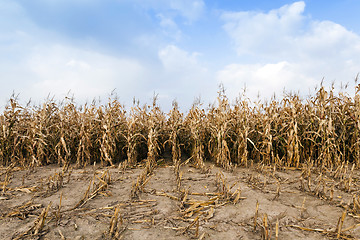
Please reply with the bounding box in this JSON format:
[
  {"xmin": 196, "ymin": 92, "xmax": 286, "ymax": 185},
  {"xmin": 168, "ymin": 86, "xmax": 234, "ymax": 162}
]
[{"xmin": 1, "ymin": 161, "xmax": 360, "ymax": 240}]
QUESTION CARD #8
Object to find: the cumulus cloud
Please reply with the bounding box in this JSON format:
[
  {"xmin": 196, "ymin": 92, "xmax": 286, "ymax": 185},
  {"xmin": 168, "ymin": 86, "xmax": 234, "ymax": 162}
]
[
  {"xmin": 159, "ymin": 45, "xmax": 203, "ymax": 72},
  {"xmin": 142, "ymin": 0, "xmax": 205, "ymax": 43},
  {"xmin": 157, "ymin": 45, "xmax": 215, "ymax": 109},
  {"xmin": 166, "ymin": 0, "xmax": 205, "ymax": 23},
  {"xmin": 218, "ymin": 1, "xmax": 360, "ymax": 101},
  {"xmin": 156, "ymin": 14, "xmax": 182, "ymax": 41},
  {"xmin": 1, "ymin": 44, "xmax": 147, "ymax": 107},
  {"xmin": 3, "ymin": 0, "xmax": 360, "ymax": 111},
  {"xmin": 0, "ymin": 0, "xmax": 209, "ymax": 111},
  {"xmin": 27, "ymin": 45, "xmax": 146, "ymax": 103},
  {"xmin": 217, "ymin": 62, "xmax": 315, "ymax": 100},
  {"xmin": 0, "ymin": 1, "xmax": 148, "ymax": 107},
  {"xmin": 139, "ymin": 0, "xmax": 205, "ymax": 23},
  {"xmin": 133, "ymin": 0, "xmax": 205, "ymax": 45},
  {"xmin": 222, "ymin": 1, "xmax": 306, "ymax": 58}
]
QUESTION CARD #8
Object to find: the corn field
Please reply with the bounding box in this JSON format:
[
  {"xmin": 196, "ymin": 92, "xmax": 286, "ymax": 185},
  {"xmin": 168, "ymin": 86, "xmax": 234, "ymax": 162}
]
[{"xmin": 1, "ymin": 84, "xmax": 360, "ymax": 170}]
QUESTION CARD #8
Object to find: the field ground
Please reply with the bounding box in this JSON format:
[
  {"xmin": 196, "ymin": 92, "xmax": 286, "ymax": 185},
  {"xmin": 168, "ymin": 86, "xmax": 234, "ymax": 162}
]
[{"xmin": 1, "ymin": 161, "xmax": 360, "ymax": 240}]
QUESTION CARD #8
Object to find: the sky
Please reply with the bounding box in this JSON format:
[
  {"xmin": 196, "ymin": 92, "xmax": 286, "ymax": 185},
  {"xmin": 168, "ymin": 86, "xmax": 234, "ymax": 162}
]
[{"xmin": 1, "ymin": 0, "xmax": 360, "ymax": 111}]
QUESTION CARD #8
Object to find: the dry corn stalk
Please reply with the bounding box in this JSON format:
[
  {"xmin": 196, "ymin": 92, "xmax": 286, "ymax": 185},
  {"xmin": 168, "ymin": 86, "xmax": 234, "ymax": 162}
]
[
  {"xmin": 262, "ymin": 213, "xmax": 270, "ymax": 240},
  {"xmin": 1, "ymin": 84, "xmax": 360, "ymax": 170},
  {"xmin": 13, "ymin": 202, "xmax": 52, "ymax": 240},
  {"xmin": 109, "ymin": 206, "xmax": 124, "ymax": 238},
  {"xmin": 254, "ymin": 200, "xmax": 259, "ymax": 231}
]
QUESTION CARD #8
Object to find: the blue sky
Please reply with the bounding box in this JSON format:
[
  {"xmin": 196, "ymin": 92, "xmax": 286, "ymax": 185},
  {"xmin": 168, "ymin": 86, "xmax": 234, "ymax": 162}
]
[{"xmin": 1, "ymin": 0, "xmax": 360, "ymax": 111}]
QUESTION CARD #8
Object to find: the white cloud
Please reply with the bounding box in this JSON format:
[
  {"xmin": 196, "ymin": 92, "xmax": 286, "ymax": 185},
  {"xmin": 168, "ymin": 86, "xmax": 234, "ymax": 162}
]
[
  {"xmin": 26, "ymin": 45, "xmax": 145, "ymax": 103},
  {"xmin": 0, "ymin": 1, "xmax": 149, "ymax": 108},
  {"xmin": 218, "ymin": 1, "xmax": 360, "ymax": 101},
  {"xmin": 221, "ymin": 1, "xmax": 306, "ymax": 58},
  {"xmin": 157, "ymin": 14, "xmax": 177, "ymax": 29},
  {"xmin": 156, "ymin": 14, "xmax": 182, "ymax": 41},
  {"xmin": 140, "ymin": 0, "xmax": 205, "ymax": 44},
  {"xmin": 217, "ymin": 62, "xmax": 315, "ymax": 100},
  {"xmin": 166, "ymin": 0, "xmax": 205, "ymax": 23},
  {"xmin": 3, "ymin": 0, "xmax": 360, "ymax": 111},
  {"xmin": 136, "ymin": 0, "xmax": 205, "ymax": 23},
  {"xmin": 157, "ymin": 45, "xmax": 215, "ymax": 109},
  {"xmin": 159, "ymin": 45, "xmax": 204, "ymax": 73},
  {"xmin": 0, "ymin": 0, "xmax": 211, "ymax": 111}
]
